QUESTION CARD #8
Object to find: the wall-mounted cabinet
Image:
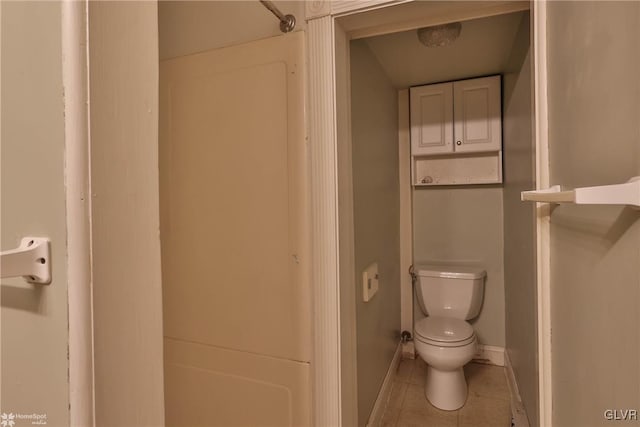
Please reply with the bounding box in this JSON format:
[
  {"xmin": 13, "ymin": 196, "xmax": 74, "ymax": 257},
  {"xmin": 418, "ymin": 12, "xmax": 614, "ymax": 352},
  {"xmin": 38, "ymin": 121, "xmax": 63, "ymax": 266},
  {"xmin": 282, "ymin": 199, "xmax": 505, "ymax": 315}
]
[{"xmin": 410, "ymin": 75, "xmax": 502, "ymax": 186}]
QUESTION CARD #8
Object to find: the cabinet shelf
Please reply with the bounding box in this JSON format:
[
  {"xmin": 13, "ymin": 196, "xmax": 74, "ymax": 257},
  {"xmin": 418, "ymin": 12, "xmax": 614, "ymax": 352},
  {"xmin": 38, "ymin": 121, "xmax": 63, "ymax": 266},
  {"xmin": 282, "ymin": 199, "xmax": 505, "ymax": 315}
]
[{"xmin": 413, "ymin": 151, "xmax": 502, "ymax": 186}]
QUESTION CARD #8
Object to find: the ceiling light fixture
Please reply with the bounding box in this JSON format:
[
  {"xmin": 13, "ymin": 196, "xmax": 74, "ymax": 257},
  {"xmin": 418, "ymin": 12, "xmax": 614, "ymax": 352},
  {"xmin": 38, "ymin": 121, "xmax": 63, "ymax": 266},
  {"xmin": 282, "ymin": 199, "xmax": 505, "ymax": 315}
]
[{"xmin": 417, "ymin": 22, "xmax": 462, "ymax": 47}]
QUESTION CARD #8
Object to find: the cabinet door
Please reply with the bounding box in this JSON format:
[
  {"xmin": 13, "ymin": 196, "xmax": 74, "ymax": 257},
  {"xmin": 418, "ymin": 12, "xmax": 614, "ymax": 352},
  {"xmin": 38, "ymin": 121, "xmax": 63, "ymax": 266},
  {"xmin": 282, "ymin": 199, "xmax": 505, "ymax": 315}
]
[
  {"xmin": 410, "ymin": 82, "xmax": 453, "ymax": 155},
  {"xmin": 453, "ymin": 76, "xmax": 501, "ymax": 153}
]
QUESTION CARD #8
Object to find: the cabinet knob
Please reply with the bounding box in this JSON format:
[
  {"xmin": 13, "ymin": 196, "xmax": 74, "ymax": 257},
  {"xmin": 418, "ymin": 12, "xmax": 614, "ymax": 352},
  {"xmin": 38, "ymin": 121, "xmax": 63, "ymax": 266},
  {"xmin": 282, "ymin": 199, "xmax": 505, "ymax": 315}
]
[{"xmin": 456, "ymin": 140, "xmax": 462, "ymax": 146}]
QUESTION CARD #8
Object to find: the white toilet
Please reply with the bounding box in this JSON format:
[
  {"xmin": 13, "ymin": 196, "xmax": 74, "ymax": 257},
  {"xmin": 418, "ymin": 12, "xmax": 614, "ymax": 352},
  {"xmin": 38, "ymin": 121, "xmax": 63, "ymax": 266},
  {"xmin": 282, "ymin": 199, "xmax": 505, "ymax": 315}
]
[{"xmin": 412, "ymin": 264, "xmax": 486, "ymax": 411}]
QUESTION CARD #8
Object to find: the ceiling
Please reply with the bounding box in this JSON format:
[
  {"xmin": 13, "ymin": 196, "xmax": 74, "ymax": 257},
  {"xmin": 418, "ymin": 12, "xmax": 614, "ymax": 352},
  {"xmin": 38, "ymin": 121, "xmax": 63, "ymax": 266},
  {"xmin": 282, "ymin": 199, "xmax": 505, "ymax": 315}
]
[
  {"xmin": 159, "ymin": 1, "xmax": 305, "ymax": 60},
  {"xmin": 363, "ymin": 11, "xmax": 527, "ymax": 88}
]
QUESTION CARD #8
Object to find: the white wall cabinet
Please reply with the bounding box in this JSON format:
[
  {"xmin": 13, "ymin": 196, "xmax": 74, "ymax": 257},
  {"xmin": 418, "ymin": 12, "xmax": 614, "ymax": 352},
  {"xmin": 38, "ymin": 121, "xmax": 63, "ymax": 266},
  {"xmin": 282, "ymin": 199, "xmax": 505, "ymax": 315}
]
[{"xmin": 410, "ymin": 75, "xmax": 502, "ymax": 186}]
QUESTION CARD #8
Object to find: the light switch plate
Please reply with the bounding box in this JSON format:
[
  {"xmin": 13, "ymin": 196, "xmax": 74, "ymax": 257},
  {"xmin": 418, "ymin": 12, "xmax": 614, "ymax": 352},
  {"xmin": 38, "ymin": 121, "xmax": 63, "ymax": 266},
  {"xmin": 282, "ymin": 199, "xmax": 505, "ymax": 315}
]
[{"xmin": 363, "ymin": 262, "xmax": 379, "ymax": 302}]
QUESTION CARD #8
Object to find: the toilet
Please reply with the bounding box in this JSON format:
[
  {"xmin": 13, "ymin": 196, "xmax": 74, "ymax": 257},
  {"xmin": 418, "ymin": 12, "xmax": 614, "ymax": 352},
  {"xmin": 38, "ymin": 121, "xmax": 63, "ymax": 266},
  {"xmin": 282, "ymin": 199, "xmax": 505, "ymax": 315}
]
[{"xmin": 412, "ymin": 264, "xmax": 486, "ymax": 411}]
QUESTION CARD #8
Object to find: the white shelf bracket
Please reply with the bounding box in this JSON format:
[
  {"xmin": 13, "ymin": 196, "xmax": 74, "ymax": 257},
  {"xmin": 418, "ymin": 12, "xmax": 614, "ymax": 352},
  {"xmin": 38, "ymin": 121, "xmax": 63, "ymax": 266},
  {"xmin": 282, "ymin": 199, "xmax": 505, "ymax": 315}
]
[
  {"xmin": 0, "ymin": 237, "xmax": 52, "ymax": 285},
  {"xmin": 521, "ymin": 176, "xmax": 640, "ymax": 209}
]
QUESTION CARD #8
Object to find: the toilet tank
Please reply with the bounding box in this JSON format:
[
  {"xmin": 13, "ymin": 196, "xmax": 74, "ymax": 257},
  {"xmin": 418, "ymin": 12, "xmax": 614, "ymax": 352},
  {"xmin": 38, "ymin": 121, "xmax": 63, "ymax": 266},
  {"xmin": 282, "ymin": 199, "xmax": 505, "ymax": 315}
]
[{"xmin": 414, "ymin": 264, "xmax": 486, "ymax": 320}]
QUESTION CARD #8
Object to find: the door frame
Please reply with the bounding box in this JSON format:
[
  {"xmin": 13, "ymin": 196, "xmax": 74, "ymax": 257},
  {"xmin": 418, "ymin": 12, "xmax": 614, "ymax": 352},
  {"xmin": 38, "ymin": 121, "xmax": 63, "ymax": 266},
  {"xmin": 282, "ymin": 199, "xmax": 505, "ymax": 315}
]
[
  {"xmin": 62, "ymin": 1, "xmax": 94, "ymax": 425},
  {"xmin": 62, "ymin": 1, "xmax": 164, "ymax": 426},
  {"xmin": 306, "ymin": 1, "xmax": 552, "ymax": 425},
  {"xmin": 532, "ymin": 1, "xmax": 552, "ymax": 425}
]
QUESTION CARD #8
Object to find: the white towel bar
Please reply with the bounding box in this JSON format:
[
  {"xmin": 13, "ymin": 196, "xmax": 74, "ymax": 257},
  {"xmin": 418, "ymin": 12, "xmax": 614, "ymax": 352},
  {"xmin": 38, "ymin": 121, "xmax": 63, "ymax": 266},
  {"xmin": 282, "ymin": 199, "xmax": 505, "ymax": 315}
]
[{"xmin": 521, "ymin": 176, "xmax": 640, "ymax": 209}]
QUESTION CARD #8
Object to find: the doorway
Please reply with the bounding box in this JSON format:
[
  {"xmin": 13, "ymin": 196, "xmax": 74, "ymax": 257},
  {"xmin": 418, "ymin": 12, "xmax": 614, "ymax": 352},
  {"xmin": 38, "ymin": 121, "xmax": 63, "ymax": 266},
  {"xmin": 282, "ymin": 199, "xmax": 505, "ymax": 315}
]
[{"xmin": 308, "ymin": 1, "xmax": 543, "ymax": 425}]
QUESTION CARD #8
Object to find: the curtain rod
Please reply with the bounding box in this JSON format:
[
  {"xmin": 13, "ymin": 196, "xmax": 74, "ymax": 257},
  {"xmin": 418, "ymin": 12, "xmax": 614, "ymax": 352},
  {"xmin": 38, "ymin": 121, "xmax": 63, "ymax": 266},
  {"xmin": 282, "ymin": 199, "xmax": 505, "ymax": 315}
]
[{"xmin": 259, "ymin": 0, "xmax": 296, "ymax": 33}]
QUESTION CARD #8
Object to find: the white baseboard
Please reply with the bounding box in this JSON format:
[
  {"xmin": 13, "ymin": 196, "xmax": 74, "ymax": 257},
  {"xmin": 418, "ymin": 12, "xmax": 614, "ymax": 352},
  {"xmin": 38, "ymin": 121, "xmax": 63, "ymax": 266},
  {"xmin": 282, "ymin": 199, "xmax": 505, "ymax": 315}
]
[
  {"xmin": 473, "ymin": 344, "xmax": 505, "ymax": 367},
  {"xmin": 505, "ymin": 350, "xmax": 531, "ymax": 427},
  {"xmin": 366, "ymin": 344, "xmax": 402, "ymax": 427}
]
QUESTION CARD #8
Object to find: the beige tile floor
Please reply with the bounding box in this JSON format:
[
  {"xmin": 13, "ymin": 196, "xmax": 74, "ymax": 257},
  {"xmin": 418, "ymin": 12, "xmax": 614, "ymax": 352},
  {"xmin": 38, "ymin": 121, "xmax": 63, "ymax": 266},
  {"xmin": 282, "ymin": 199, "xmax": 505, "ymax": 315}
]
[{"xmin": 380, "ymin": 358, "xmax": 511, "ymax": 427}]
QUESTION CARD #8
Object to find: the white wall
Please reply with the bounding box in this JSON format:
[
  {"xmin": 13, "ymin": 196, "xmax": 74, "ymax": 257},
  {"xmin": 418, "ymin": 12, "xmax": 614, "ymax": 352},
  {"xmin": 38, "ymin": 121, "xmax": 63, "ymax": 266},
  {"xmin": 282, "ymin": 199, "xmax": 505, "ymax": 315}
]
[
  {"xmin": 547, "ymin": 2, "xmax": 640, "ymax": 425},
  {"xmin": 1, "ymin": 3, "xmax": 70, "ymax": 424},
  {"xmin": 413, "ymin": 187, "xmax": 505, "ymax": 347},
  {"xmin": 350, "ymin": 40, "xmax": 401, "ymax": 426},
  {"xmin": 159, "ymin": 1, "xmax": 305, "ymax": 60},
  {"xmin": 502, "ymin": 12, "xmax": 538, "ymax": 427}
]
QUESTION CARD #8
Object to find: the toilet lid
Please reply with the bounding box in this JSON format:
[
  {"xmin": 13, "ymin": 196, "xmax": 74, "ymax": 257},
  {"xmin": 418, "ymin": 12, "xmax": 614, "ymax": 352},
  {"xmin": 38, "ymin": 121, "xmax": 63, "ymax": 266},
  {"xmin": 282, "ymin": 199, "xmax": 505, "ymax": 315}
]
[{"xmin": 414, "ymin": 316, "xmax": 474, "ymax": 343}]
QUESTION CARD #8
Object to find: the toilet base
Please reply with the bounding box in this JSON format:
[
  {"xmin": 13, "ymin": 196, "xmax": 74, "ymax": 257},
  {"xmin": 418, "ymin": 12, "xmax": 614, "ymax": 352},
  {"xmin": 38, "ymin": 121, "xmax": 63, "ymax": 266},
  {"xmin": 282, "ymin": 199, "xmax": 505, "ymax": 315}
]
[{"xmin": 424, "ymin": 365, "xmax": 468, "ymax": 411}]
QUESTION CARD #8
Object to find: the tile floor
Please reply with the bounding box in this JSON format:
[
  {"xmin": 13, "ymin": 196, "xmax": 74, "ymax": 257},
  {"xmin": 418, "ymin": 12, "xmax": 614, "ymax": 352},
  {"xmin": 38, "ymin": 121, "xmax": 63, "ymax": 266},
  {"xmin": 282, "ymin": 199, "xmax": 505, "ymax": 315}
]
[{"xmin": 380, "ymin": 358, "xmax": 511, "ymax": 427}]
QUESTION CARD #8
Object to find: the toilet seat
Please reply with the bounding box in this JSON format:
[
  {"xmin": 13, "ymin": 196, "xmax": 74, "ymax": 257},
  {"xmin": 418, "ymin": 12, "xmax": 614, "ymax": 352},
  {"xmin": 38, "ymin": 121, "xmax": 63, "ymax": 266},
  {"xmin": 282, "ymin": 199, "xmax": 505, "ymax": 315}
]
[{"xmin": 414, "ymin": 316, "xmax": 475, "ymax": 347}]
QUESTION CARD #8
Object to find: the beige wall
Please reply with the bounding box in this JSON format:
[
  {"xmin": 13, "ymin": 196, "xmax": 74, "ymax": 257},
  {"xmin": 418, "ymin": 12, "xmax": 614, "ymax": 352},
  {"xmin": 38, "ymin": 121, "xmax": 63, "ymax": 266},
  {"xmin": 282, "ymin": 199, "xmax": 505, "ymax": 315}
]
[
  {"xmin": 1, "ymin": 2, "xmax": 70, "ymax": 424},
  {"xmin": 160, "ymin": 32, "xmax": 310, "ymax": 426},
  {"xmin": 350, "ymin": 40, "xmax": 401, "ymax": 425},
  {"xmin": 159, "ymin": 1, "xmax": 305, "ymax": 60},
  {"xmin": 502, "ymin": 12, "xmax": 538, "ymax": 427},
  {"xmin": 89, "ymin": 2, "xmax": 165, "ymax": 426},
  {"xmin": 547, "ymin": 2, "xmax": 640, "ymax": 426},
  {"xmin": 413, "ymin": 188, "xmax": 505, "ymax": 346},
  {"xmin": 160, "ymin": 4, "xmax": 312, "ymax": 425}
]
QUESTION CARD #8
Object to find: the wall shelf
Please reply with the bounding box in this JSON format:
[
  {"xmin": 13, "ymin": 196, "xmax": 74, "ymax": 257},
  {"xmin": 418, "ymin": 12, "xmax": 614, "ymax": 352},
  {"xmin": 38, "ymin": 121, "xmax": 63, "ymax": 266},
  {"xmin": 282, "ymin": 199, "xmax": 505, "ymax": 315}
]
[
  {"xmin": 0, "ymin": 237, "xmax": 51, "ymax": 284},
  {"xmin": 521, "ymin": 176, "xmax": 640, "ymax": 209}
]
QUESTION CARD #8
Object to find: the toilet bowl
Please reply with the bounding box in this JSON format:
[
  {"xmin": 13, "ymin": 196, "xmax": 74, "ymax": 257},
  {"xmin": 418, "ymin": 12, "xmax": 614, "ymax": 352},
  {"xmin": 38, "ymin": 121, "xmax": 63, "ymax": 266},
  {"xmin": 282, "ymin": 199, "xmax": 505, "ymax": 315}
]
[
  {"xmin": 414, "ymin": 316, "xmax": 477, "ymax": 410},
  {"xmin": 412, "ymin": 264, "xmax": 486, "ymax": 411}
]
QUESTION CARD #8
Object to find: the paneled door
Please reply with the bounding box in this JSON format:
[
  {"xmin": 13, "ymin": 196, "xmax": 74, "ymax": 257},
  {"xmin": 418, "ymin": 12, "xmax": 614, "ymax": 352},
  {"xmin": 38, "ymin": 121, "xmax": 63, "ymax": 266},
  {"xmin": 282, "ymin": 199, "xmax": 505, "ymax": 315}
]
[
  {"xmin": 160, "ymin": 32, "xmax": 310, "ymax": 426},
  {"xmin": 409, "ymin": 82, "xmax": 454, "ymax": 155},
  {"xmin": 453, "ymin": 75, "xmax": 501, "ymax": 153}
]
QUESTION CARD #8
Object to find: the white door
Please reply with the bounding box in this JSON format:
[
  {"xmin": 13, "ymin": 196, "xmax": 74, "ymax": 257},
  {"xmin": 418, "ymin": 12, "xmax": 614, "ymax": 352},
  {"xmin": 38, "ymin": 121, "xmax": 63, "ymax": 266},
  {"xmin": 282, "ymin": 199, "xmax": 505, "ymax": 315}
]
[
  {"xmin": 160, "ymin": 32, "xmax": 310, "ymax": 426},
  {"xmin": 409, "ymin": 82, "xmax": 454, "ymax": 155},
  {"xmin": 453, "ymin": 75, "xmax": 501, "ymax": 153}
]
